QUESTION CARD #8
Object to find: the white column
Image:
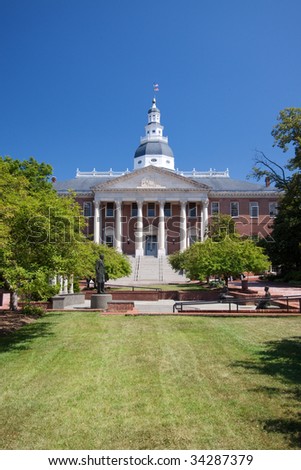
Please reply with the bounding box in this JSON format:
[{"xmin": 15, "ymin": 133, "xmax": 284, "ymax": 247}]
[
  {"xmin": 202, "ymin": 199, "xmax": 209, "ymax": 240},
  {"xmin": 99, "ymin": 203, "xmax": 103, "ymax": 243},
  {"xmin": 180, "ymin": 201, "xmax": 187, "ymax": 252},
  {"xmin": 63, "ymin": 276, "xmax": 68, "ymax": 295},
  {"xmin": 115, "ymin": 200, "xmax": 122, "ymax": 252},
  {"xmin": 158, "ymin": 201, "xmax": 166, "ymax": 257},
  {"xmin": 58, "ymin": 275, "xmax": 63, "ymax": 295},
  {"xmin": 135, "ymin": 200, "xmax": 144, "ymax": 257},
  {"xmin": 68, "ymin": 274, "xmax": 74, "ymax": 294},
  {"xmin": 94, "ymin": 201, "xmax": 100, "ymax": 244}
]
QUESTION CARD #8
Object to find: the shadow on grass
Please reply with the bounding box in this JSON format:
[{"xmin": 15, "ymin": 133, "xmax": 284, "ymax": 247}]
[
  {"xmin": 233, "ymin": 336, "xmax": 301, "ymax": 448},
  {"xmin": 0, "ymin": 315, "xmax": 55, "ymax": 353}
]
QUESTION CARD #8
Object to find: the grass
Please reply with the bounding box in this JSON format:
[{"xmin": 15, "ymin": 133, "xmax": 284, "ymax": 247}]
[{"xmin": 0, "ymin": 312, "xmax": 300, "ymax": 450}]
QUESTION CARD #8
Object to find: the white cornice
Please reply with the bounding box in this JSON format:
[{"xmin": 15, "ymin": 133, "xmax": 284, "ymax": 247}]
[
  {"xmin": 209, "ymin": 190, "xmax": 280, "ymax": 198},
  {"xmin": 95, "ymin": 187, "xmax": 208, "ymax": 193}
]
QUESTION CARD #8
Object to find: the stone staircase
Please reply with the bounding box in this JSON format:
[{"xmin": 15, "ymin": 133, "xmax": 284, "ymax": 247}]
[{"xmin": 107, "ymin": 256, "xmax": 188, "ymax": 286}]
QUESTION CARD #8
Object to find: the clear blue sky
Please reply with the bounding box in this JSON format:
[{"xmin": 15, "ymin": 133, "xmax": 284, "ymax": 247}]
[{"xmin": 1, "ymin": 0, "xmax": 300, "ymax": 181}]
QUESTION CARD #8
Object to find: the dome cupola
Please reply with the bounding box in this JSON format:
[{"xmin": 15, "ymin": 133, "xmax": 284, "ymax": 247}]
[{"xmin": 134, "ymin": 98, "xmax": 175, "ymax": 171}]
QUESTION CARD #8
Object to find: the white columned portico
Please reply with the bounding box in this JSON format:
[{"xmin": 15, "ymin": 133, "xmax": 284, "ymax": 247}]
[
  {"xmin": 135, "ymin": 200, "xmax": 144, "ymax": 257},
  {"xmin": 94, "ymin": 201, "xmax": 100, "ymax": 244},
  {"xmin": 180, "ymin": 201, "xmax": 187, "ymax": 252},
  {"xmin": 202, "ymin": 199, "xmax": 209, "ymax": 240},
  {"xmin": 158, "ymin": 201, "xmax": 166, "ymax": 257}
]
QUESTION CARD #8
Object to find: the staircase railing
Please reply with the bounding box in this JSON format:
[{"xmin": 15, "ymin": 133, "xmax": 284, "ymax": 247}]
[
  {"xmin": 159, "ymin": 256, "xmax": 164, "ymax": 282},
  {"xmin": 134, "ymin": 256, "xmax": 141, "ymax": 281}
]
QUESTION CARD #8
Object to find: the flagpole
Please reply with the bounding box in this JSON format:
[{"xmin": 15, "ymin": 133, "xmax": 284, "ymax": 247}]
[{"xmin": 153, "ymin": 82, "xmax": 159, "ymax": 101}]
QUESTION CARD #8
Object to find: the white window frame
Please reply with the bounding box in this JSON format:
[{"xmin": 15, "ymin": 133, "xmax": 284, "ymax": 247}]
[
  {"xmin": 83, "ymin": 202, "xmax": 92, "ymax": 217},
  {"xmin": 131, "ymin": 202, "xmax": 138, "ymax": 217},
  {"xmin": 269, "ymin": 202, "xmax": 278, "ymax": 217},
  {"xmin": 230, "ymin": 202, "xmax": 239, "ymax": 218},
  {"xmin": 250, "ymin": 202, "xmax": 259, "ymax": 218},
  {"xmin": 164, "ymin": 202, "xmax": 172, "ymax": 217},
  {"xmin": 188, "ymin": 202, "xmax": 197, "ymax": 218},
  {"xmin": 147, "ymin": 203, "xmax": 156, "ymax": 217},
  {"xmin": 211, "ymin": 202, "xmax": 220, "ymax": 215},
  {"xmin": 105, "ymin": 234, "xmax": 114, "ymax": 247},
  {"xmin": 106, "ymin": 202, "xmax": 114, "ymax": 218}
]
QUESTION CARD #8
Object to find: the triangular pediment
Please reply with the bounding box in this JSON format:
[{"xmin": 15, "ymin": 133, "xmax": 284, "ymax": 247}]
[{"xmin": 92, "ymin": 166, "xmax": 211, "ymax": 191}]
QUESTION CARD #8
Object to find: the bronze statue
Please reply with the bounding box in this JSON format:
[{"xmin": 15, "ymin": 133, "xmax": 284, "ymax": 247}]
[
  {"xmin": 256, "ymin": 286, "xmax": 271, "ymax": 310},
  {"xmin": 95, "ymin": 254, "xmax": 106, "ymax": 294}
]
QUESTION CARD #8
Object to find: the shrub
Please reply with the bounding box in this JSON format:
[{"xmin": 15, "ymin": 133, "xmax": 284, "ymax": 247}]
[{"xmin": 21, "ymin": 304, "xmax": 46, "ymax": 316}]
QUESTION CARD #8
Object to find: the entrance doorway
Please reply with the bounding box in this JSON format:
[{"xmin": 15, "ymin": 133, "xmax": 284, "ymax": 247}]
[{"xmin": 145, "ymin": 235, "xmax": 157, "ymax": 256}]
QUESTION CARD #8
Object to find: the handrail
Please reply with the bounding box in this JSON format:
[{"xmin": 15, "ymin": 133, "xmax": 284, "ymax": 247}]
[
  {"xmin": 134, "ymin": 256, "xmax": 140, "ymax": 282},
  {"xmin": 173, "ymin": 295, "xmax": 301, "ymax": 313},
  {"xmin": 159, "ymin": 256, "xmax": 163, "ymax": 282},
  {"xmin": 106, "ymin": 284, "xmax": 162, "ymax": 292}
]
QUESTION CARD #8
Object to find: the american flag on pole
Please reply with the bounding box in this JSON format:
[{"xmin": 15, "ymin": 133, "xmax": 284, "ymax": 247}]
[{"xmin": 153, "ymin": 83, "xmax": 159, "ymax": 92}]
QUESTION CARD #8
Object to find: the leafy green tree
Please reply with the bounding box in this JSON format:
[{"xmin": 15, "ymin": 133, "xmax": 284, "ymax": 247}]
[
  {"xmin": 83, "ymin": 244, "xmax": 131, "ymax": 281},
  {"xmin": 271, "ymin": 108, "xmax": 301, "ymax": 171},
  {"xmin": 168, "ymin": 250, "xmax": 186, "ymax": 272},
  {"xmin": 250, "ymin": 108, "xmax": 301, "ymax": 275},
  {"xmin": 208, "ymin": 214, "xmax": 239, "ymax": 241},
  {"xmin": 0, "ymin": 156, "xmax": 131, "ymax": 308},
  {"xmin": 258, "ymin": 173, "xmax": 301, "ymax": 273},
  {"xmin": 169, "ymin": 238, "xmax": 269, "ymax": 284}
]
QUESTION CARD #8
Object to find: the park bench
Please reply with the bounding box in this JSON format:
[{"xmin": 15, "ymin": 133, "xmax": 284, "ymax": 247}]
[{"xmin": 173, "ymin": 295, "xmax": 301, "ymax": 313}]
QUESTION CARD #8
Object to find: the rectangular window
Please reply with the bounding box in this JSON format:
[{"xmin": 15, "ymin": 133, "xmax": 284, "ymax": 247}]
[
  {"xmin": 105, "ymin": 235, "xmax": 113, "ymax": 247},
  {"xmin": 83, "ymin": 202, "xmax": 92, "ymax": 217},
  {"xmin": 147, "ymin": 203, "xmax": 156, "ymax": 217},
  {"xmin": 188, "ymin": 202, "xmax": 197, "ymax": 218},
  {"xmin": 106, "ymin": 202, "xmax": 114, "ymax": 217},
  {"xmin": 230, "ymin": 202, "xmax": 239, "ymax": 217},
  {"xmin": 164, "ymin": 202, "xmax": 171, "ymax": 217},
  {"xmin": 250, "ymin": 202, "xmax": 259, "ymax": 218},
  {"xmin": 189, "ymin": 235, "xmax": 197, "ymax": 245},
  {"xmin": 131, "ymin": 202, "xmax": 138, "ymax": 217},
  {"xmin": 269, "ymin": 202, "xmax": 278, "ymax": 217},
  {"xmin": 211, "ymin": 202, "xmax": 219, "ymax": 215}
]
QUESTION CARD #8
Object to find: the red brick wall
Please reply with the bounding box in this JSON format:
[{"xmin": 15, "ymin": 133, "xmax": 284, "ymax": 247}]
[
  {"xmin": 209, "ymin": 197, "xmax": 278, "ymax": 238},
  {"xmin": 76, "ymin": 197, "xmax": 279, "ymax": 249}
]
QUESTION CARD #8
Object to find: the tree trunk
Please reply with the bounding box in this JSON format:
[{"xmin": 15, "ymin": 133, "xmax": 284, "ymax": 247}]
[{"xmin": 10, "ymin": 291, "xmax": 18, "ymax": 311}]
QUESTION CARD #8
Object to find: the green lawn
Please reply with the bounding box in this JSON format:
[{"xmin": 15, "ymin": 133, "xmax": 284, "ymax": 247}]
[{"xmin": 0, "ymin": 312, "xmax": 300, "ymax": 450}]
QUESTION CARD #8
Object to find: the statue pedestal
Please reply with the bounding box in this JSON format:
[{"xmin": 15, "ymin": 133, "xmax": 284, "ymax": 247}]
[{"xmin": 91, "ymin": 294, "xmax": 112, "ymax": 310}]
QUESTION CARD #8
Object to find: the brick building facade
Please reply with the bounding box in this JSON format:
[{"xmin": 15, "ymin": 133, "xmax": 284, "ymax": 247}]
[{"xmin": 55, "ymin": 98, "xmax": 279, "ymax": 257}]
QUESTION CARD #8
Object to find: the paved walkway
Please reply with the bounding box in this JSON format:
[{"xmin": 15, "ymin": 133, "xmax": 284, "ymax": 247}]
[
  {"xmin": 69, "ymin": 299, "xmax": 245, "ymax": 313},
  {"xmin": 68, "ymin": 278, "xmax": 301, "ymax": 315},
  {"xmin": 229, "ymin": 278, "xmax": 301, "ymax": 297}
]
